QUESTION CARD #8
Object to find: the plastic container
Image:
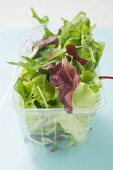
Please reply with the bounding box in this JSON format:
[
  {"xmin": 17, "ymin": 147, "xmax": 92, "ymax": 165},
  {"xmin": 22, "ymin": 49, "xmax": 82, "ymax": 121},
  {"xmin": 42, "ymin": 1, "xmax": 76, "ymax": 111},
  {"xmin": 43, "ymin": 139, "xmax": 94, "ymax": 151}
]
[
  {"xmin": 13, "ymin": 90, "xmax": 104, "ymax": 154},
  {"xmin": 12, "ymin": 24, "xmax": 105, "ymax": 154}
]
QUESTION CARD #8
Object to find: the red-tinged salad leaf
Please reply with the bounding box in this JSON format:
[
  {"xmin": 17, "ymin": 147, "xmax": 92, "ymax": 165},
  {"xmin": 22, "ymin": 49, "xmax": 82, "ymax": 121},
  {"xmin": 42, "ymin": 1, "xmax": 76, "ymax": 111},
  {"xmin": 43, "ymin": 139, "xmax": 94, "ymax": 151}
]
[
  {"xmin": 36, "ymin": 36, "xmax": 59, "ymax": 49},
  {"xmin": 31, "ymin": 36, "xmax": 59, "ymax": 58},
  {"xmin": 44, "ymin": 58, "xmax": 80, "ymax": 113},
  {"xmin": 66, "ymin": 44, "xmax": 87, "ymax": 65}
]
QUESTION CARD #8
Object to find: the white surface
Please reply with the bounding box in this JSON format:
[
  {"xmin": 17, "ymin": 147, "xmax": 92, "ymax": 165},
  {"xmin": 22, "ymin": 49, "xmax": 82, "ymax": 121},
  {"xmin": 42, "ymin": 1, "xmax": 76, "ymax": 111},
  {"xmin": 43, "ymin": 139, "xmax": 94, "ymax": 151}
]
[{"xmin": 0, "ymin": 0, "xmax": 113, "ymax": 29}]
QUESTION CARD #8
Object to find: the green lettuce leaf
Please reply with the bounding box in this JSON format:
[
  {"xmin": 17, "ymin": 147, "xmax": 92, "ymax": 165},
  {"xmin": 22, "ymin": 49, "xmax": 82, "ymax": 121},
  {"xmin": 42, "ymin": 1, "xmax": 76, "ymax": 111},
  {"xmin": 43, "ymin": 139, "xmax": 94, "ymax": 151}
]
[
  {"xmin": 84, "ymin": 41, "xmax": 105, "ymax": 70},
  {"xmin": 48, "ymin": 48, "xmax": 66, "ymax": 61},
  {"xmin": 7, "ymin": 56, "xmax": 40, "ymax": 78},
  {"xmin": 80, "ymin": 70, "xmax": 102, "ymax": 93},
  {"xmin": 60, "ymin": 11, "xmax": 105, "ymax": 72},
  {"xmin": 47, "ymin": 89, "xmax": 64, "ymax": 108},
  {"xmin": 31, "ymin": 8, "xmax": 54, "ymax": 38},
  {"xmin": 81, "ymin": 70, "xmax": 95, "ymax": 83},
  {"xmin": 31, "ymin": 7, "xmax": 49, "ymax": 24},
  {"xmin": 60, "ymin": 12, "xmax": 90, "ymax": 48},
  {"xmin": 73, "ymin": 82, "xmax": 100, "ymax": 108},
  {"xmin": 61, "ymin": 17, "xmax": 69, "ymax": 26},
  {"xmin": 14, "ymin": 73, "xmax": 55, "ymax": 108},
  {"xmin": 31, "ymin": 74, "xmax": 55, "ymax": 107},
  {"xmin": 34, "ymin": 46, "xmax": 54, "ymax": 64},
  {"xmin": 43, "ymin": 26, "xmax": 54, "ymax": 38},
  {"xmin": 90, "ymin": 77, "xmax": 102, "ymax": 93},
  {"xmin": 14, "ymin": 77, "xmax": 26, "ymax": 100}
]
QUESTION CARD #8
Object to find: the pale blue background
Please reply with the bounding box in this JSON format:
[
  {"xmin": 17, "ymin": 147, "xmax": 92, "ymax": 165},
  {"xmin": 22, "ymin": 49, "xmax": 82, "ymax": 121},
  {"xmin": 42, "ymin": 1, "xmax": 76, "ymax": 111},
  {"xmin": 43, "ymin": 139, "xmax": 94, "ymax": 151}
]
[{"xmin": 0, "ymin": 29, "xmax": 113, "ymax": 170}]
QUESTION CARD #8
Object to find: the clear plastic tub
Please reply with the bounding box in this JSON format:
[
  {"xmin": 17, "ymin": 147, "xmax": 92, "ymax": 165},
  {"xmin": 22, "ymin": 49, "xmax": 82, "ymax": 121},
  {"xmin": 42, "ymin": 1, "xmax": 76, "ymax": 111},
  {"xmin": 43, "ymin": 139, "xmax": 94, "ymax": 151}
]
[
  {"xmin": 12, "ymin": 24, "xmax": 105, "ymax": 154},
  {"xmin": 13, "ymin": 91, "xmax": 104, "ymax": 154}
]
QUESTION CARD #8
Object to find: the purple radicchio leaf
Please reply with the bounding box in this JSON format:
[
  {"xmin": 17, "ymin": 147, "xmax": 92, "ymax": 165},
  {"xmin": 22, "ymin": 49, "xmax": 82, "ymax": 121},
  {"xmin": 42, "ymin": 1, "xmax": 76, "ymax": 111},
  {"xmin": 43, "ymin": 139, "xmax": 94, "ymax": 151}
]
[
  {"xmin": 66, "ymin": 44, "xmax": 87, "ymax": 65},
  {"xmin": 44, "ymin": 58, "xmax": 80, "ymax": 113}
]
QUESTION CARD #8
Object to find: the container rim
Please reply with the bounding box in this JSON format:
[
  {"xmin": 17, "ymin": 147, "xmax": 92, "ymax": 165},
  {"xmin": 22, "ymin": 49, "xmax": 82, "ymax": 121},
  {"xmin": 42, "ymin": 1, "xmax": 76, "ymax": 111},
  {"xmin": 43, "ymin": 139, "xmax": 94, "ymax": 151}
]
[{"xmin": 12, "ymin": 88, "xmax": 105, "ymax": 115}]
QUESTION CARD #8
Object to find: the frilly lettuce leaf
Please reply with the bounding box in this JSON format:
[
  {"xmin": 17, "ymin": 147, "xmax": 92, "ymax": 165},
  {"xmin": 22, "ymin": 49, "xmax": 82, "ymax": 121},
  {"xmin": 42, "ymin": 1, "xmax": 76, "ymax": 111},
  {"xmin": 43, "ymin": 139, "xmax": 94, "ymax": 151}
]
[
  {"xmin": 60, "ymin": 11, "xmax": 105, "ymax": 71},
  {"xmin": 30, "ymin": 74, "xmax": 55, "ymax": 107},
  {"xmin": 81, "ymin": 70, "xmax": 102, "ymax": 93},
  {"xmin": 80, "ymin": 70, "xmax": 95, "ymax": 83},
  {"xmin": 60, "ymin": 12, "xmax": 90, "ymax": 48},
  {"xmin": 90, "ymin": 77, "xmax": 102, "ymax": 93},
  {"xmin": 14, "ymin": 74, "xmax": 55, "ymax": 108},
  {"xmin": 76, "ymin": 40, "xmax": 105, "ymax": 71},
  {"xmin": 73, "ymin": 82, "xmax": 100, "ymax": 108}
]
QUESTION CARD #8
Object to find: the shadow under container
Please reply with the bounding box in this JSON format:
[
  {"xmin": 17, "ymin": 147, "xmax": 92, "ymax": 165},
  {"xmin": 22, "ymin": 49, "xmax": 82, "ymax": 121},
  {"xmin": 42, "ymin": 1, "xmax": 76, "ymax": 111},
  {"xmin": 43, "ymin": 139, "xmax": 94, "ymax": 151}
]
[{"xmin": 13, "ymin": 92, "xmax": 103, "ymax": 155}]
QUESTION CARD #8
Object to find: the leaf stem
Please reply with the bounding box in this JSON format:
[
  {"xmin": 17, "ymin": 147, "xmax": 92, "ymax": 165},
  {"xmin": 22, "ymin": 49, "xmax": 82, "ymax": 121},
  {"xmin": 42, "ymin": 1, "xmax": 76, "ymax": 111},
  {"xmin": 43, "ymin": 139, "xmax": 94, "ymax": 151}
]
[
  {"xmin": 37, "ymin": 86, "xmax": 48, "ymax": 108},
  {"xmin": 99, "ymin": 76, "xmax": 113, "ymax": 80}
]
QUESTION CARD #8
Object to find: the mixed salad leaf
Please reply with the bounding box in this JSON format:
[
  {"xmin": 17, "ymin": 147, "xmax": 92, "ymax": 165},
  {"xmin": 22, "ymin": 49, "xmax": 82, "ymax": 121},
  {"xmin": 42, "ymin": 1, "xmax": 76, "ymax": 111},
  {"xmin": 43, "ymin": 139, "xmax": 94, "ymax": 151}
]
[
  {"xmin": 9, "ymin": 9, "xmax": 105, "ymax": 113},
  {"xmin": 44, "ymin": 57, "xmax": 80, "ymax": 113},
  {"xmin": 8, "ymin": 9, "xmax": 106, "ymax": 151}
]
